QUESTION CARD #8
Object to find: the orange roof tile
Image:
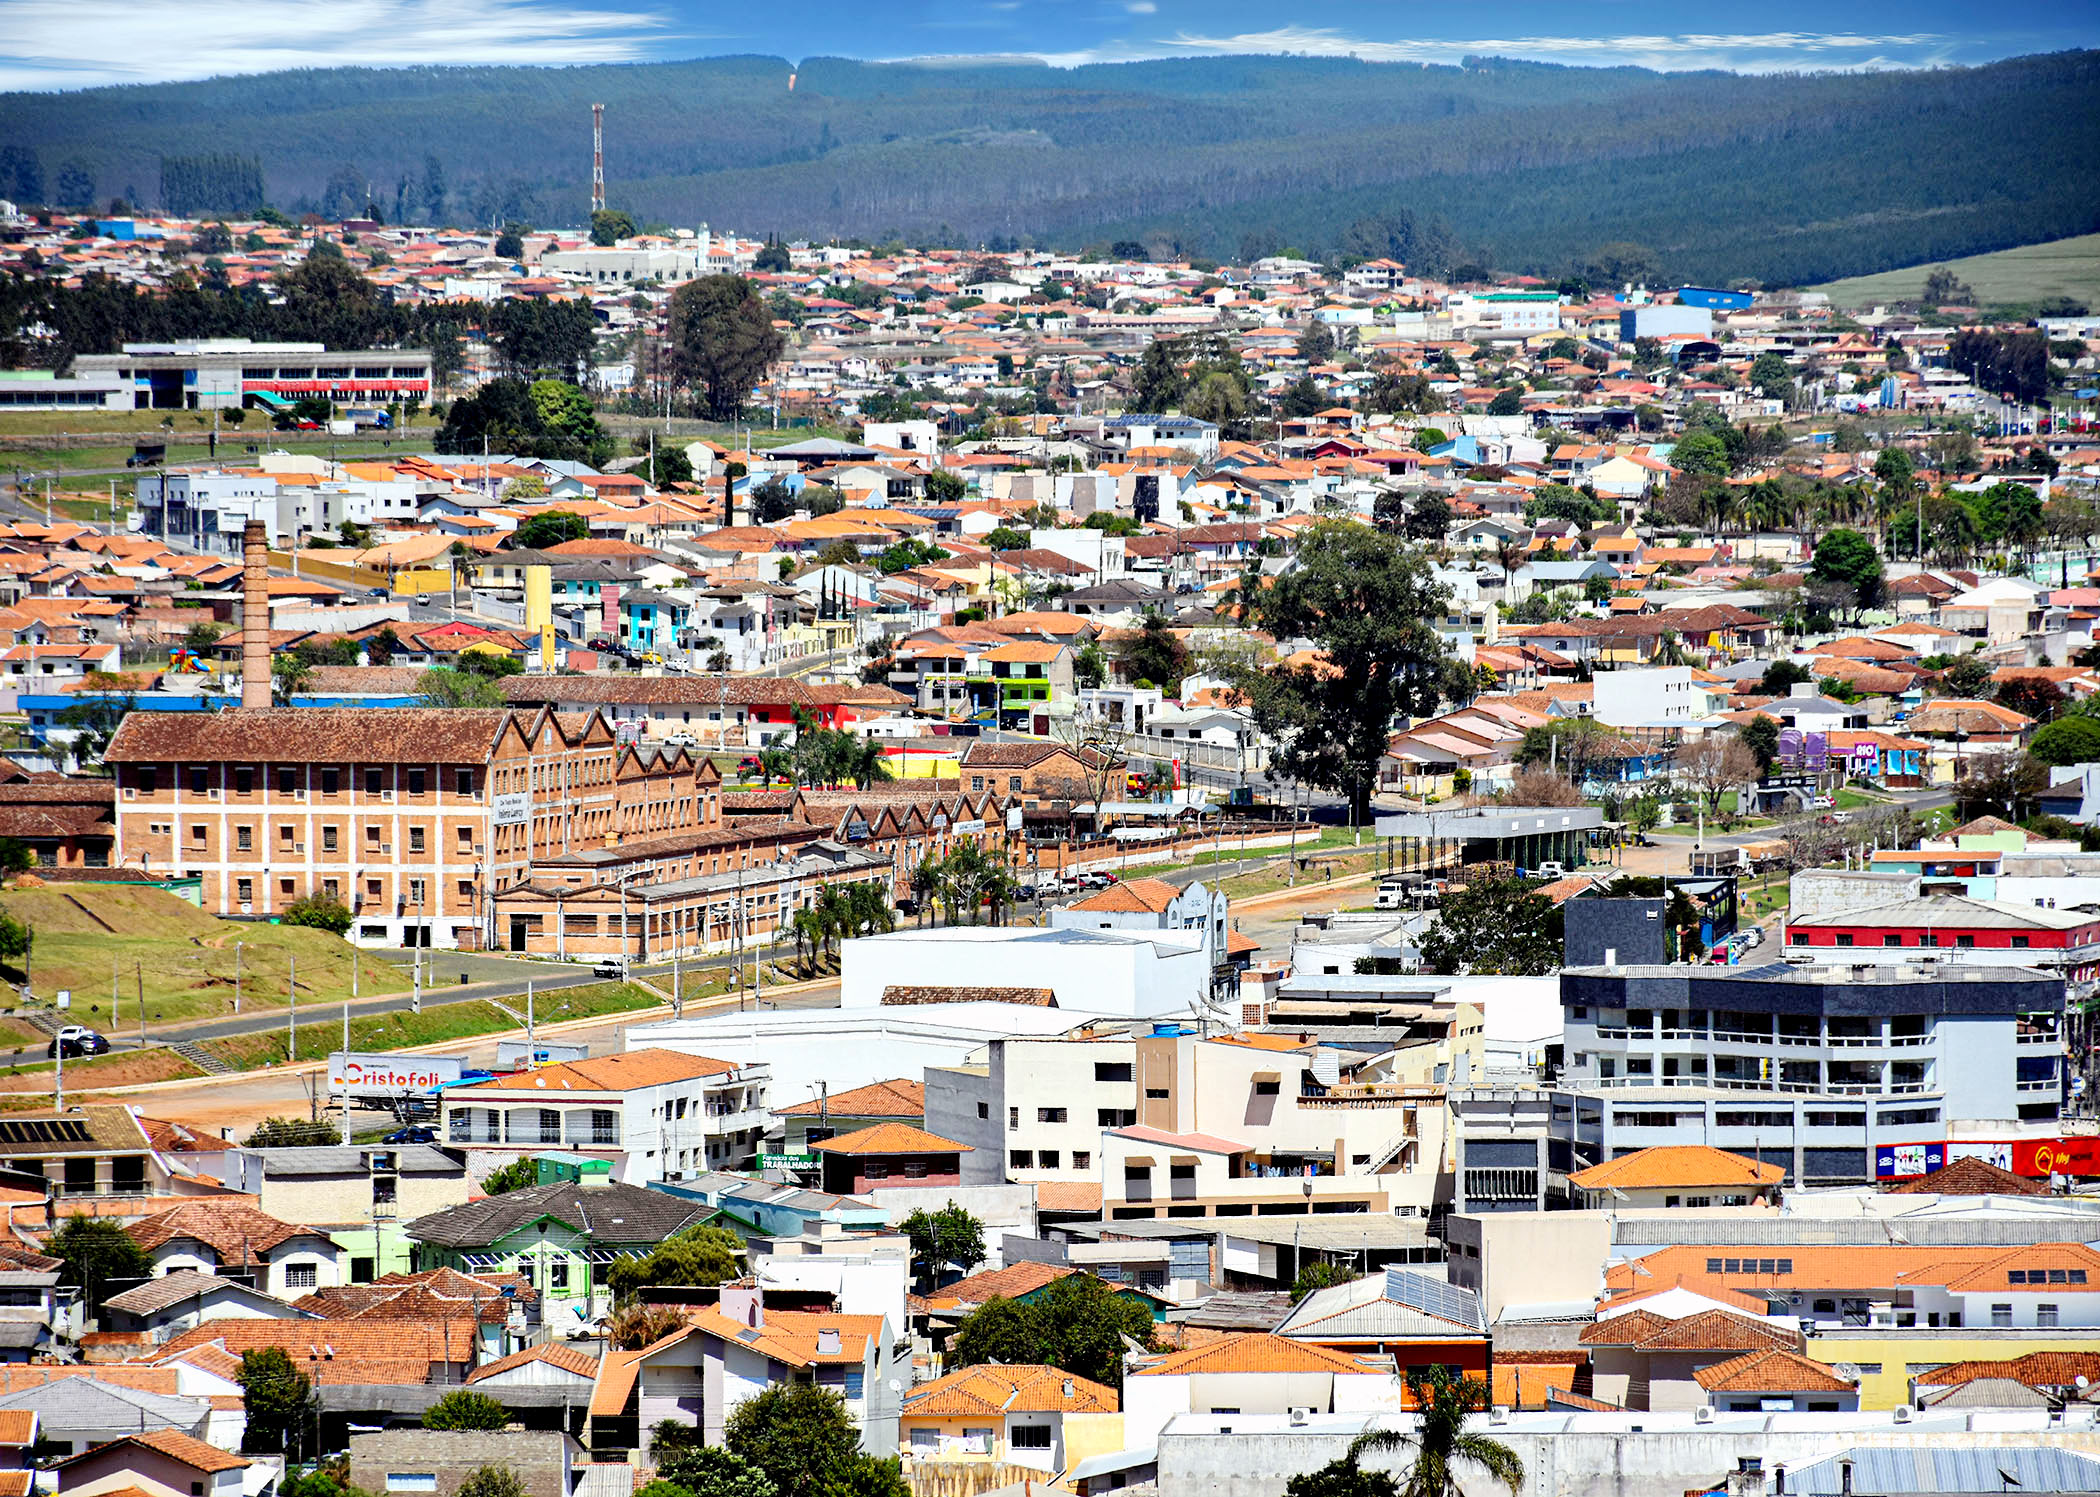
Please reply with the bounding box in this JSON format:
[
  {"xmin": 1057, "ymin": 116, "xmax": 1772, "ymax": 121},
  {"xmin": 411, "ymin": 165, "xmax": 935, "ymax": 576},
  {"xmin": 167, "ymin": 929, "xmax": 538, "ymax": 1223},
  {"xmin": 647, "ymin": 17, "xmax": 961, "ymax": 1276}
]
[
  {"xmin": 1695, "ymin": 1348, "xmax": 1853, "ymax": 1394},
  {"xmin": 904, "ymin": 1364, "xmax": 1118, "ymax": 1417},
  {"xmin": 809, "ymin": 1122, "xmax": 972, "ymax": 1156},
  {"xmin": 774, "ymin": 1078, "xmax": 925, "ymax": 1118},
  {"xmin": 60, "ymin": 1429, "xmax": 248, "ymax": 1474},
  {"xmin": 456, "ymin": 1047, "xmax": 740, "ymax": 1093},
  {"xmin": 1067, "ymin": 877, "xmax": 1182, "ymax": 915},
  {"xmin": 466, "ymin": 1341, "xmax": 600, "ymax": 1383},
  {"xmin": 1567, "ymin": 1145, "xmax": 1783, "ymax": 1192},
  {"xmin": 1133, "ymin": 1333, "xmax": 1380, "ymax": 1377}
]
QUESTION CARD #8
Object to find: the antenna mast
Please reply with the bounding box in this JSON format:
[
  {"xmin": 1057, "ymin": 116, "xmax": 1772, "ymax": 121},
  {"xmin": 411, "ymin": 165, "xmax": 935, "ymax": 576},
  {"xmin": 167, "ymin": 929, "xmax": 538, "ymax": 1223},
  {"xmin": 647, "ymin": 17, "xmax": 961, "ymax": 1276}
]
[{"xmin": 591, "ymin": 102, "xmax": 606, "ymax": 214}]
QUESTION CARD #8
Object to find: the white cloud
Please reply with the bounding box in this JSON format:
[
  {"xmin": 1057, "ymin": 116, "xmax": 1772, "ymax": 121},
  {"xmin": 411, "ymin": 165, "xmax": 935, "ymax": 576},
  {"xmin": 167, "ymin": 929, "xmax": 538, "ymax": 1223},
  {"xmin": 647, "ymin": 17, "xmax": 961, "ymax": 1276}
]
[
  {"xmin": 0, "ymin": 0, "xmax": 680, "ymax": 90},
  {"xmin": 1023, "ymin": 24, "xmax": 1963, "ymax": 73},
  {"xmin": 1125, "ymin": 1, "xmax": 1157, "ymax": 12}
]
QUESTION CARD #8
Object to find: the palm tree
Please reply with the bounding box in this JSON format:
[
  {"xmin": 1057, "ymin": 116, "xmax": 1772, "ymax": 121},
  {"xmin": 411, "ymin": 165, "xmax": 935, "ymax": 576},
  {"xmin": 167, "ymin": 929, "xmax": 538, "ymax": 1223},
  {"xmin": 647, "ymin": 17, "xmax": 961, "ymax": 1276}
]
[
  {"xmin": 1348, "ymin": 1365, "xmax": 1524, "ymax": 1497},
  {"xmin": 790, "ymin": 906, "xmax": 822, "ymax": 977},
  {"xmin": 910, "ymin": 856, "xmax": 941, "ymax": 929},
  {"xmin": 755, "ymin": 746, "xmax": 793, "ymax": 787}
]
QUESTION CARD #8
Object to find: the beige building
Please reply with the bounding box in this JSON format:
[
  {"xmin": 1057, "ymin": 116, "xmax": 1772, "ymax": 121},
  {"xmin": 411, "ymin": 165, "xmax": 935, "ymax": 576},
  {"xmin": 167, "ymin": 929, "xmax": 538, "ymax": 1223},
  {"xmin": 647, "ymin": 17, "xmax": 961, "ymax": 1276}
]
[
  {"xmin": 1097, "ymin": 1030, "xmax": 1452, "ymax": 1221},
  {"xmin": 220, "ymin": 1144, "xmax": 471, "ymax": 1227}
]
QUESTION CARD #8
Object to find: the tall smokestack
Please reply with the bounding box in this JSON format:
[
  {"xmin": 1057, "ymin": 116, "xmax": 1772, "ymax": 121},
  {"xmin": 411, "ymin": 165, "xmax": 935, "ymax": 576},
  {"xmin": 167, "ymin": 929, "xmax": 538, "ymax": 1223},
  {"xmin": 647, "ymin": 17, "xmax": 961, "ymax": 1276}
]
[
  {"xmin": 241, "ymin": 519, "xmax": 270, "ymax": 709},
  {"xmin": 591, "ymin": 103, "xmax": 605, "ymax": 215}
]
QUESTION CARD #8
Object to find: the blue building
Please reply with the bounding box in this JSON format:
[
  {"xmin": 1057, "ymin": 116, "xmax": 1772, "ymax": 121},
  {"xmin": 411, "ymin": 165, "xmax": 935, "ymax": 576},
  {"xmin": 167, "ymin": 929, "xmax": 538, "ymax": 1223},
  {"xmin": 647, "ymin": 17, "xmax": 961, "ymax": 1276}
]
[
  {"xmin": 1676, "ymin": 286, "xmax": 1756, "ymax": 311},
  {"xmin": 619, "ymin": 589, "xmax": 691, "ymax": 652}
]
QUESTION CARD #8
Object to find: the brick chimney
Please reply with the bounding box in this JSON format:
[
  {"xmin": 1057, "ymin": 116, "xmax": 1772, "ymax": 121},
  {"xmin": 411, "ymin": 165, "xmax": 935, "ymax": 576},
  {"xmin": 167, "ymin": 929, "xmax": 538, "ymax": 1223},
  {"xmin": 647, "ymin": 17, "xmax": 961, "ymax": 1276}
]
[{"xmin": 241, "ymin": 519, "xmax": 270, "ymax": 709}]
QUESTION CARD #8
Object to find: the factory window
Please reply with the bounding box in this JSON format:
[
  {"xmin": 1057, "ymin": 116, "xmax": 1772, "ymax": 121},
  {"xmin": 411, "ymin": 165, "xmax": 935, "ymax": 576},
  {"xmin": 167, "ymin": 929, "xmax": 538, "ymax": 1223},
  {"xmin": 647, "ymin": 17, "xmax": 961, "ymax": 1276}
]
[
  {"xmin": 236, "ymin": 826, "xmax": 253, "ymax": 851},
  {"xmin": 2039, "ymin": 1304, "xmax": 2060, "ymax": 1327},
  {"xmin": 1095, "ymin": 1062, "xmax": 1132, "ymax": 1082},
  {"xmin": 2012, "ymin": 936, "xmax": 2031, "ymax": 949},
  {"xmin": 321, "ymin": 768, "xmax": 340, "ymax": 794},
  {"xmin": 408, "ymin": 828, "xmax": 425, "ymax": 854},
  {"xmin": 138, "ymin": 768, "xmax": 157, "ymax": 794},
  {"xmin": 1956, "ymin": 935, "xmax": 1976, "ymax": 948},
  {"xmin": 1074, "ymin": 1152, "xmax": 1090, "ymax": 1169},
  {"xmin": 1992, "ymin": 1303, "xmax": 2013, "ymax": 1327},
  {"xmin": 277, "ymin": 768, "xmax": 297, "ymax": 794},
  {"xmin": 407, "ymin": 770, "xmax": 427, "ymax": 796},
  {"xmin": 235, "ymin": 768, "xmax": 252, "ymax": 794},
  {"xmin": 1038, "ymin": 1108, "xmax": 1067, "ymax": 1123},
  {"xmin": 323, "ymin": 826, "xmax": 338, "ymax": 852},
  {"xmin": 366, "ymin": 769, "xmax": 384, "ymax": 795},
  {"xmin": 1834, "ymin": 934, "xmax": 1854, "ymax": 947}
]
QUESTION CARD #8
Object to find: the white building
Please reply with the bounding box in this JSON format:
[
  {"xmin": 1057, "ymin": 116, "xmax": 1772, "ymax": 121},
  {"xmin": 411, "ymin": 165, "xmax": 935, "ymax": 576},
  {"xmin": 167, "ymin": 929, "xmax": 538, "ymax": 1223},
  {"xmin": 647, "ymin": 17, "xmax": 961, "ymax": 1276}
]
[
  {"xmin": 1593, "ymin": 665, "xmax": 1701, "ymax": 728},
  {"xmin": 440, "ymin": 1048, "xmax": 771, "ymax": 1183},
  {"xmin": 925, "ymin": 1029, "xmax": 1140, "ymax": 1189},
  {"xmin": 839, "ymin": 927, "xmax": 1213, "ymax": 1018}
]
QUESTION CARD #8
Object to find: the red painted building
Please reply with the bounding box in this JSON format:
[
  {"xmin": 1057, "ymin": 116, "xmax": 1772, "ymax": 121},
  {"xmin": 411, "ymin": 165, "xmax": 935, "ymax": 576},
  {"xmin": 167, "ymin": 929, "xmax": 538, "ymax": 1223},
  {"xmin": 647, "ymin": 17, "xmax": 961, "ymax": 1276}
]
[{"xmin": 812, "ymin": 1122, "xmax": 971, "ymax": 1195}]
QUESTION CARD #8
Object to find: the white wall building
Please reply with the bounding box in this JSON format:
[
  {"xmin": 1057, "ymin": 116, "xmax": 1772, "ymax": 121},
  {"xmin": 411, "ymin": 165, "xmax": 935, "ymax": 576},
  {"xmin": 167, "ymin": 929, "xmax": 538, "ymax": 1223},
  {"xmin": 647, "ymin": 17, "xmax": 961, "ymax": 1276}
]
[{"xmin": 839, "ymin": 927, "xmax": 1212, "ymax": 1018}]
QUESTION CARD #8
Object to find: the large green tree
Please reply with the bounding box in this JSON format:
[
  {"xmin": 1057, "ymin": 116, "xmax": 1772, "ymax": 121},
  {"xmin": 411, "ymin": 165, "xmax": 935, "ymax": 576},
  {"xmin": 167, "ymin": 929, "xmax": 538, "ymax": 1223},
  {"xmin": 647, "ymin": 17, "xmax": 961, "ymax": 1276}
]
[
  {"xmin": 423, "ymin": 1390, "xmax": 508, "ymax": 1430},
  {"xmin": 1808, "ymin": 527, "xmax": 1883, "ymax": 611},
  {"xmin": 237, "ymin": 1346, "xmax": 318, "ymax": 1459},
  {"xmin": 50, "ymin": 1214, "xmax": 152, "ymax": 1310},
  {"xmin": 724, "ymin": 1383, "xmax": 861, "ymax": 1497},
  {"xmin": 650, "ymin": 1439, "xmax": 773, "ymax": 1497},
  {"xmin": 1417, "ymin": 876, "xmax": 1561, "ymax": 976},
  {"xmin": 2029, "ymin": 716, "xmax": 2100, "ymax": 768},
  {"xmin": 1230, "ymin": 522, "xmax": 1454, "ymax": 822},
  {"xmin": 950, "ymin": 1271, "xmax": 1156, "ymax": 1388},
  {"xmin": 605, "ymin": 1223, "xmax": 744, "ymax": 1299},
  {"xmin": 897, "ymin": 1201, "xmax": 985, "ymax": 1285},
  {"xmin": 668, "ymin": 275, "xmax": 787, "ymax": 420}
]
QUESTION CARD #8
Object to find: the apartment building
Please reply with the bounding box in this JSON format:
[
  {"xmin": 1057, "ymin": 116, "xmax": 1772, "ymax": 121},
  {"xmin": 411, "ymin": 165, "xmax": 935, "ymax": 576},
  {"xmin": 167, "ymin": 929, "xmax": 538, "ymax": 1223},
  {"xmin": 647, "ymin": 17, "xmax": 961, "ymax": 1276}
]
[
  {"xmin": 1097, "ymin": 1029, "xmax": 1449, "ymax": 1221},
  {"xmin": 101, "ymin": 706, "xmax": 838, "ymax": 953},
  {"xmin": 1555, "ymin": 961, "xmax": 2067, "ymax": 1185},
  {"xmin": 925, "ymin": 1028, "xmax": 1141, "ymax": 1190},
  {"xmin": 441, "ymin": 1049, "xmax": 770, "ymax": 1182}
]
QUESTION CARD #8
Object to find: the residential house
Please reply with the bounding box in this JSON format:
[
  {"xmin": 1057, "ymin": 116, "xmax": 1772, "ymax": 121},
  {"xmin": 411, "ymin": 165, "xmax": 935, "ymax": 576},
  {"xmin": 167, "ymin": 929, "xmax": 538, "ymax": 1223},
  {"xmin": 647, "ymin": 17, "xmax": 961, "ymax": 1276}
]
[
  {"xmin": 1120, "ymin": 1334, "xmax": 1401, "ymax": 1450},
  {"xmin": 900, "ymin": 1364, "xmax": 1118, "ymax": 1475},
  {"xmin": 406, "ymin": 1178, "xmax": 720, "ymax": 1321},
  {"xmin": 440, "ymin": 1049, "xmax": 772, "ymax": 1182},
  {"xmin": 773, "ymin": 1079, "xmax": 926, "ymax": 1155},
  {"xmin": 127, "ymin": 1201, "xmax": 349, "ymax": 1299}
]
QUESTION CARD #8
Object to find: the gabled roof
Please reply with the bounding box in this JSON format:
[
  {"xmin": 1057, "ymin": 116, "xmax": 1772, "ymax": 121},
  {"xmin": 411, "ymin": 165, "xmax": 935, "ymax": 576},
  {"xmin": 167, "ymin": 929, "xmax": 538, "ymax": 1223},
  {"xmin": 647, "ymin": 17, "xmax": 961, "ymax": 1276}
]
[
  {"xmin": 773, "ymin": 1078, "xmax": 925, "ymax": 1118},
  {"xmin": 1694, "ymin": 1348, "xmax": 1853, "ymax": 1394},
  {"xmin": 1888, "ymin": 1155, "xmax": 2049, "ymax": 1196},
  {"xmin": 465, "ymin": 1341, "xmax": 601, "ymax": 1384},
  {"xmin": 55, "ymin": 1428, "xmax": 248, "ymax": 1474},
  {"xmin": 912, "ymin": 1261, "xmax": 1072, "ymax": 1314},
  {"xmin": 454, "ymin": 1048, "xmax": 741, "ymax": 1093},
  {"xmin": 128, "ymin": 1200, "xmax": 329, "ymax": 1262},
  {"xmin": 1132, "ymin": 1333, "xmax": 1382, "ymax": 1377},
  {"xmin": 808, "ymin": 1123, "xmax": 972, "ymax": 1156},
  {"xmin": 1567, "ymin": 1145, "xmax": 1784, "ymax": 1192},
  {"xmin": 903, "ymin": 1363, "xmax": 1118, "ymax": 1416},
  {"xmin": 1067, "ymin": 877, "xmax": 1182, "ymax": 914},
  {"xmin": 404, "ymin": 1179, "xmax": 717, "ymax": 1250}
]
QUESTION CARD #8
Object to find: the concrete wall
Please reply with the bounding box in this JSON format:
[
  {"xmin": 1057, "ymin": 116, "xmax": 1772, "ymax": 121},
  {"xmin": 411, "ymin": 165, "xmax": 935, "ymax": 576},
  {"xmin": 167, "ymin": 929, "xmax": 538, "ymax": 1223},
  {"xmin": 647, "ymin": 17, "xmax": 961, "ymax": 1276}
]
[
  {"xmin": 1787, "ymin": 870, "xmax": 1921, "ymax": 919},
  {"xmin": 1155, "ymin": 1415, "xmax": 2100, "ymax": 1497},
  {"xmin": 840, "ymin": 928, "xmax": 1208, "ymax": 1018},
  {"xmin": 350, "ymin": 1430, "xmax": 579, "ymax": 1497}
]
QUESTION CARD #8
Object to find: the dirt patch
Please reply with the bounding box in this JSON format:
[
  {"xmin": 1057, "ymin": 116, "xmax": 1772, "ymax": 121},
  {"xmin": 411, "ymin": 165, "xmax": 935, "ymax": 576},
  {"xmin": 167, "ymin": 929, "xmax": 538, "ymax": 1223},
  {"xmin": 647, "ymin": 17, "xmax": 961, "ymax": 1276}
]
[{"xmin": 0, "ymin": 1047, "xmax": 203, "ymax": 1092}]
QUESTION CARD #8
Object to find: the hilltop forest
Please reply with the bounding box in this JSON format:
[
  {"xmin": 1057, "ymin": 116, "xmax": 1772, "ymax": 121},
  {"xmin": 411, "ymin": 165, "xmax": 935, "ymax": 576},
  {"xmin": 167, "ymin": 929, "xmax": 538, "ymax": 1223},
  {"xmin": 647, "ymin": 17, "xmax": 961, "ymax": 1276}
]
[{"xmin": 2, "ymin": 50, "xmax": 2097, "ymax": 286}]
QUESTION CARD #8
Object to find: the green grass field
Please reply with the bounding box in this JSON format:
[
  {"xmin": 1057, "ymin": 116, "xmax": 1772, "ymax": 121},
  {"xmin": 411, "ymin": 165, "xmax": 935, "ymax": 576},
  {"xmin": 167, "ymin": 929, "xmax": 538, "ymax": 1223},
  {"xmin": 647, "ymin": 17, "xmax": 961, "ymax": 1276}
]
[
  {"xmin": 1813, "ymin": 233, "xmax": 2100, "ymax": 310},
  {"xmin": 0, "ymin": 884, "xmax": 404, "ymax": 1029}
]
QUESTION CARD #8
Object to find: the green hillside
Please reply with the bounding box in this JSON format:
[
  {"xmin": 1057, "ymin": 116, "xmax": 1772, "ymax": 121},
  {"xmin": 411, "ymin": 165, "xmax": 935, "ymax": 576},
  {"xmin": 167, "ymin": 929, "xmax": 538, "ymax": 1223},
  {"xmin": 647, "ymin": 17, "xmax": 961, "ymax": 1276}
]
[
  {"xmin": 1812, "ymin": 233, "xmax": 2100, "ymax": 310},
  {"xmin": 2, "ymin": 50, "xmax": 2097, "ymax": 286}
]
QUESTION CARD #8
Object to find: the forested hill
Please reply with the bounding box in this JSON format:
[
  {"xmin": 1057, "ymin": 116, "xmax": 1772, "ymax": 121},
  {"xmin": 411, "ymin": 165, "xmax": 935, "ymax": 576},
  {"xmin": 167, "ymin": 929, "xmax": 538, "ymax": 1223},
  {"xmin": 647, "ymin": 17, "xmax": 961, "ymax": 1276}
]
[{"xmin": 4, "ymin": 50, "xmax": 2098, "ymax": 286}]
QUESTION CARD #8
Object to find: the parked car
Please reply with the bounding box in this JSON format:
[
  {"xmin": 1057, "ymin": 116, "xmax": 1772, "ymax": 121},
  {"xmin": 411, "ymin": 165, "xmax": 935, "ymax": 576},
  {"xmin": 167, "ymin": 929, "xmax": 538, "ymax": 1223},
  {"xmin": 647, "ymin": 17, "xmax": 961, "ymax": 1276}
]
[
  {"xmin": 47, "ymin": 1026, "xmax": 108, "ymax": 1059},
  {"xmin": 1534, "ymin": 861, "xmax": 1567, "ymax": 880},
  {"xmin": 594, "ymin": 956, "xmax": 630, "ymax": 979},
  {"xmin": 384, "ymin": 1125, "xmax": 437, "ymax": 1144}
]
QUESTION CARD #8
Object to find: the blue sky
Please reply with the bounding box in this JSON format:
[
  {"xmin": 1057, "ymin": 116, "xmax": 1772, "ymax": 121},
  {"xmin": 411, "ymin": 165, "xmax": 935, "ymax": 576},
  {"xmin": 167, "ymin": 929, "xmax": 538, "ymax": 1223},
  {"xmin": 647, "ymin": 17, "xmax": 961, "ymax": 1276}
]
[{"xmin": 1, "ymin": 0, "xmax": 2095, "ymax": 90}]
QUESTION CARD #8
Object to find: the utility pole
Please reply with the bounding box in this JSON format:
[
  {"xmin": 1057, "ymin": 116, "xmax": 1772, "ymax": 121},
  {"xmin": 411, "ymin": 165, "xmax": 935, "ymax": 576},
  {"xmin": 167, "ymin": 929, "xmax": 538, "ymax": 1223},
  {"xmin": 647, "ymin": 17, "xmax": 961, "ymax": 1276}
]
[
  {"xmin": 342, "ymin": 957, "xmax": 355, "ymax": 1146},
  {"xmin": 287, "ymin": 955, "xmax": 296, "ymax": 1061}
]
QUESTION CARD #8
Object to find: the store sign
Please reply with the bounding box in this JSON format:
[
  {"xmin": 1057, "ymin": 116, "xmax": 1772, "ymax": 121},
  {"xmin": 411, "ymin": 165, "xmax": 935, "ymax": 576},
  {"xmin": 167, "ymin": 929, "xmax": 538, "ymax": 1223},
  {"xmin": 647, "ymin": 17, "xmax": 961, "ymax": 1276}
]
[
  {"xmin": 1949, "ymin": 1137, "xmax": 2100, "ymax": 1177},
  {"xmin": 952, "ymin": 819, "xmax": 986, "ymax": 835},
  {"xmin": 330, "ymin": 1052, "xmax": 463, "ymax": 1097},
  {"xmin": 1873, "ymin": 1142, "xmax": 1944, "ymax": 1179},
  {"xmin": 493, "ymin": 792, "xmax": 531, "ymax": 827},
  {"xmin": 760, "ymin": 1152, "xmax": 816, "ymax": 1169}
]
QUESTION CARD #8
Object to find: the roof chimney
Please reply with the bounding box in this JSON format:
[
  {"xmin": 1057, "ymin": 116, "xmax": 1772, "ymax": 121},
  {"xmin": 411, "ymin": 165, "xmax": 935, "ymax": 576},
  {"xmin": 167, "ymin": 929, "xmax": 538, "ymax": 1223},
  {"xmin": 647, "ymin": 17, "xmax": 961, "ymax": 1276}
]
[{"xmin": 240, "ymin": 519, "xmax": 270, "ymax": 709}]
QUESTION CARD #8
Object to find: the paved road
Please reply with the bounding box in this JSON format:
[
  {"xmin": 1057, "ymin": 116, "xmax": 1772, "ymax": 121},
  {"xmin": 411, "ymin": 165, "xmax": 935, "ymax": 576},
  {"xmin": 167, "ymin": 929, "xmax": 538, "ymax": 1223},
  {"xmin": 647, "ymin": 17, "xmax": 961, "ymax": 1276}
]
[
  {"xmin": 84, "ymin": 941, "xmax": 799, "ymax": 1055},
  {"xmin": 1644, "ymin": 786, "xmax": 1955, "ymax": 857}
]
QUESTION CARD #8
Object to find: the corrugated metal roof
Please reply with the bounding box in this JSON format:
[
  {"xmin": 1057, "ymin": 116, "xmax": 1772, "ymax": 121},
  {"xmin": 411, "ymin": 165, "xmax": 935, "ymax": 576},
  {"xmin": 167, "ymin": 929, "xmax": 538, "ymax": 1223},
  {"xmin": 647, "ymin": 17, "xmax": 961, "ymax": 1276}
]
[{"xmin": 1785, "ymin": 1446, "xmax": 2100, "ymax": 1493}]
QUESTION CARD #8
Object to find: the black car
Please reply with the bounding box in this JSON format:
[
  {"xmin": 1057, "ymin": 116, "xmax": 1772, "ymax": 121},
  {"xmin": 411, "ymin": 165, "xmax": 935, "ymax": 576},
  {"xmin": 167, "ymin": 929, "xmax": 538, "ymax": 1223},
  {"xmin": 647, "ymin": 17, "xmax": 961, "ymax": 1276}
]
[
  {"xmin": 385, "ymin": 1125, "xmax": 438, "ymax": 1144},
  {"xmin": 47, "ymin": 1026, "xmax": 110, "ymax": 1059}
]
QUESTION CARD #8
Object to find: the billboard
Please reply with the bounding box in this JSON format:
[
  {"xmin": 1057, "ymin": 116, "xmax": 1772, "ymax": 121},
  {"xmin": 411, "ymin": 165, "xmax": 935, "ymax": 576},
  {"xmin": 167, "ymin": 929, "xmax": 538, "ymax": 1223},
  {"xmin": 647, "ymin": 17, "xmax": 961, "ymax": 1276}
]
[
  {"xmin": 330, "ymin": 1052, "xmax": 465, "ymax": 1098},
  {"xmin": 1948, "ymin": 1137, "xmax": 2100, "ymax": 1177},
  {"xmin": 1874, "ymin": 1142, "xmax": 1944, "ymax": 1179}
]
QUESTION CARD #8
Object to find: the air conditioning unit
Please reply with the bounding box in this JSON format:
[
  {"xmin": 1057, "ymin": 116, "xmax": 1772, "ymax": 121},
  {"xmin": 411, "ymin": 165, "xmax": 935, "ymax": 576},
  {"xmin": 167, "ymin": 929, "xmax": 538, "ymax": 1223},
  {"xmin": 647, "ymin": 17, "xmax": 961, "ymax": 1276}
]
[
  {"xmin": 381, "ymin": 790, "xmax": 395, "ymax": 803},
  {"xmin": 122, "ymin": 787, "xmax": 137, "ymax": 800},
  {"xmin": 1287, "ymin": 1408, "xmax": 1311, "ymax": 1427},
  {"xmin": 1893, "ymin": 1404, "xmax": 1914, "ymax": 1423},
  {"xmin": 205, "ymin": 788, "xmax": 221, "ymax": 800},
  {"xmin": 1694, "ymin": 1405, "xmax": 1715, "ymax": 1424}
]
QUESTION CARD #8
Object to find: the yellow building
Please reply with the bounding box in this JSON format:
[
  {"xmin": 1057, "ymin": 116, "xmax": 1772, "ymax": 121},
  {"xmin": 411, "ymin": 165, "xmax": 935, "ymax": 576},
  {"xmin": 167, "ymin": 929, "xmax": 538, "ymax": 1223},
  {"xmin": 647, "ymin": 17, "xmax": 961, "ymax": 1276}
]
[
  {"xmin": 1804, "ymin": 1328, "xmax": 2100, "ymax": 1409},
  {"xmin": 900, "ymin": 1363, "xmax": 1119, "ymax": 1482}
]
